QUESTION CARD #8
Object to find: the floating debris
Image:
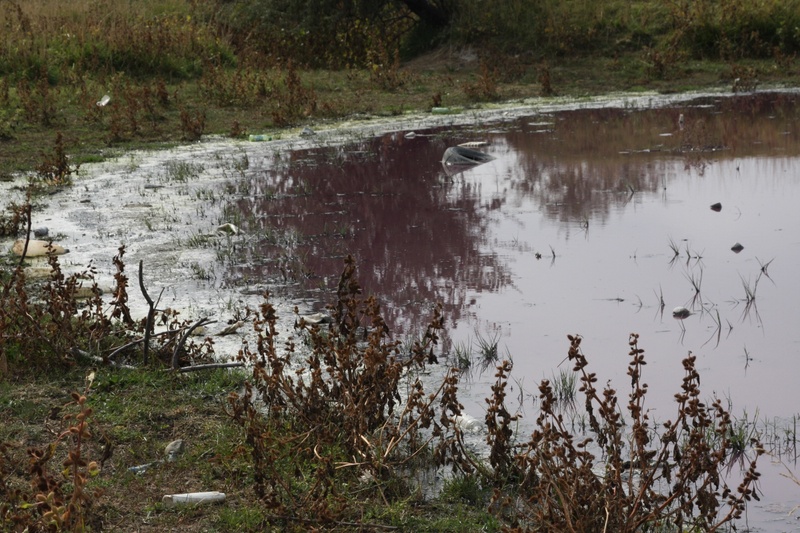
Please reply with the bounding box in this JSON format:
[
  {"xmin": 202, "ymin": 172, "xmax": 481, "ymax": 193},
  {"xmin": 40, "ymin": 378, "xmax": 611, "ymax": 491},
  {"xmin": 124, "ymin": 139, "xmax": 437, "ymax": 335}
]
[
  {"xmin": 216, "ymin": 223, "xmax": 239, "ymax": 236},
  {"xmin": 442, "ymin": 146, "xmax": 495, "ymax": 166},
  {"xmin": 454, "ymin": 414, "xmax": 483, "ymax": 434},
  {"xmin": 710, "ymin": 202, "xmax": 722, "ymax": 212},
  {"xmin": 731, "ymin": 242, "xmax": 744, "ymax": 253},
  {"xmin": 404, "ymin": 131, "xmax": 416, "ymax": 139},
  {"xmin": 96, "ymin": 94, "xmax": 111, "ymax": 107},
  {"xmin": 441, "ymin": 145, "xmax": 496, "ymax": 177},
  {"xmin": 301, "ymin": 312, "xmax": 333, "ymax": 325},
  {"xmin": 458, "ymin": 141, "xmax": 490, "ymax": 148},
  {"xmin": 128, "ymin": 461, "xmax": 161, "ymax": 475}
]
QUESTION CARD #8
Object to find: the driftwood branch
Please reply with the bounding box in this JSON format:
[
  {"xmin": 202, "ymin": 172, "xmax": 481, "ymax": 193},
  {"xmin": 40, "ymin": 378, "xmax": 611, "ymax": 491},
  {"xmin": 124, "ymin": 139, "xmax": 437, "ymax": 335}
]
[
  {"xmin": 171, "ymin": 317, "xmax": 215, "ymax": 370},
  {"xmin": 15, "ymin": 202, "xmax": 33, "ymax": 270},
  {"xmin": 138, "ymin": 260, "xmax": 163, "ymax": 365},
  {"xmin": 3, "ymin": 202, "xmax": 33, "ymax": 300},
  {"xmin": 106, "ymin": 321, "xmax": 218, "ymax": 362},
  {"xmin": 171, "ymin": 362, "xmax": 244, "ymax": 373}
]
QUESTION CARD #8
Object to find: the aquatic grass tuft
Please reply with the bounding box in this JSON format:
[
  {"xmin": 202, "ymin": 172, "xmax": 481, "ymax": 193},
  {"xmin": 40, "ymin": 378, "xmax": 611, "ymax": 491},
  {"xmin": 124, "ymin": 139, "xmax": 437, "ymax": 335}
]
[
  {"xmin": 475, "ymin": 330, "xmax": 501, "ymax": 371},
  {"xmin": 450, "ymin": 339, "xmax": 473, "ymax": 371},
  {"xmin": 164, "ymin": 160, "xmax": 204, "ymax": 182},
  {"xmin": 551, "ymin": 367, "xmax": 577, "ymax": 411}
]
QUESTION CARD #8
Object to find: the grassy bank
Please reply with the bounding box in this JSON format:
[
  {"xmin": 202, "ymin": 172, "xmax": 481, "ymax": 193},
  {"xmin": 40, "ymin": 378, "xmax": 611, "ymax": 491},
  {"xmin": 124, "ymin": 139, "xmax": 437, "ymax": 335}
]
[{"xmin": 1, "ymin": 0, "xmax": 799, "ymax": 176}]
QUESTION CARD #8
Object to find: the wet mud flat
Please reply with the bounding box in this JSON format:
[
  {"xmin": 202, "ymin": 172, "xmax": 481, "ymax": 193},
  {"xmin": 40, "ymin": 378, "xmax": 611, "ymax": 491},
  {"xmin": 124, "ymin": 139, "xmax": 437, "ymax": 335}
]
[{"xmin": 3, "ymin": 89, "xmax": 800, "ymax": 530}]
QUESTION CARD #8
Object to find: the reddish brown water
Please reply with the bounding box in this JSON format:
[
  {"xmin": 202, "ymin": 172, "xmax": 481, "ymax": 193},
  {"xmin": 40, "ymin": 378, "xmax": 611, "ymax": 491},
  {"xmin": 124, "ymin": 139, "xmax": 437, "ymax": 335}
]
[
  {"xmin": 229, "ymin": 92, "xmax": 799, "ymax": 412},
  {"xmin": 219, "ymin": 92, "xmax": 800, "ymax": 529}
]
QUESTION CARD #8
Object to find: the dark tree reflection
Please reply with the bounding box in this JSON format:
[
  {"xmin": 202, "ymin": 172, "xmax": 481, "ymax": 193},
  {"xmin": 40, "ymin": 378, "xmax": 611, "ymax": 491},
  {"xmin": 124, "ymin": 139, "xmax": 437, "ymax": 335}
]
[
  {"xmin": 222, "ymin": 93, "xmax": 800, "ymax": 336},
  {"xmin": 226, "ymin": 132, "xmax": 510, "ymax": 335}
]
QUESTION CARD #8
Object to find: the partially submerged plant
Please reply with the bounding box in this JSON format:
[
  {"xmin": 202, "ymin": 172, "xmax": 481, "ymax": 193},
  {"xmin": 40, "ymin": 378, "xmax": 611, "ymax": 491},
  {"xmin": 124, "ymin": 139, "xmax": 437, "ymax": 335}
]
[
  {"xmin": 479, "ymin": 334, "xmax": 762, "ymax": 531},
  {"xmin": 34, "ymin": 132, "xmax": 81, "ymax": 187},
  {"xmin": 226, "ymin": 256, "xmax": 463, "ymax": 525}
]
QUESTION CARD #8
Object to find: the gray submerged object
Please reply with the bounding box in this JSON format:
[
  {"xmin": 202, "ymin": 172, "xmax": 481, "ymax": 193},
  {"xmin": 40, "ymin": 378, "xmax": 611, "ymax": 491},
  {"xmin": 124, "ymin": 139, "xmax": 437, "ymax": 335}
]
[{"xmin": 442, "ymin": 146, "xmax": 495, "ymax": 165}]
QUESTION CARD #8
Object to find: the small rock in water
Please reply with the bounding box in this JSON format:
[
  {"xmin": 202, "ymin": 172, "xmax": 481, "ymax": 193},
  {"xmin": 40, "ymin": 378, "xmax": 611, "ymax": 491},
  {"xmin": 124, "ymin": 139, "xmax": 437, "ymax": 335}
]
[
  {"xmin": 24, "ymin": 265, "xmax": 55, "ymax": 279},
  {"xmin": 190, "ymin": 325, "xmax": 208, "ymax": 336},
  {"xmin": 33, "ymin": 227, "xmax": 49, "ymax": 238},
  {"xmin": 217, "ymin": 321, "xmax": 244, "ymax": 336},
  {"xmin": 672, "ymin": 306, "xmax": 692, "ymax": 319},
  {"xmin": 731, "ymin": 242, "xmax": 744, "ymax": 253},
  {"xmin": 72, "ymin": 285, "xmax": 101, "ymax": 299},
  {"xmin": 164, "ymin": 439, "xmax": 185, "ymax": 462},
  {"xmin": 710, "ymin": 202, "xmax": 722, "ymax": 212}
]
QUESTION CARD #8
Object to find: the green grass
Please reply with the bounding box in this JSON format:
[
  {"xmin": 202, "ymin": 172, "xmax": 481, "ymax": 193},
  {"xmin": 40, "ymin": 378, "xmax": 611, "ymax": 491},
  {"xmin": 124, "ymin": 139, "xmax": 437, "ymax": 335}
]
[{"xmin": 0, "ymin": 364, "xmax": 502, "ymax": 531}]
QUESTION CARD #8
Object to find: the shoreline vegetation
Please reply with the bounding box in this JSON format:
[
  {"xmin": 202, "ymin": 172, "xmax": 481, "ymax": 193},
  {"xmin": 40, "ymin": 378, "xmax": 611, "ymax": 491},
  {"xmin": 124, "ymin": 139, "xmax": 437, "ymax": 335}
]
[
  {"xmin": 2, "ymin": 0, "xmax": 800, "ymax": 175},
  {"xmin": 1, "ymin": 0, "xmax": 798, "ymax": 530}
]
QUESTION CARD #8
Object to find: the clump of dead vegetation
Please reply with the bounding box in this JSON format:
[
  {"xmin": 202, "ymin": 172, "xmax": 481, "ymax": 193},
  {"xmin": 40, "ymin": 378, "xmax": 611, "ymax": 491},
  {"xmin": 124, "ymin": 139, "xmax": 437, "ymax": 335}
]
[
  {"xmin": 226, "ymin": 256, "xmax": 763, "ymax": 530},
  {"xmin": 0, "ymin": 222, "xmax": 764, "ymax": 530}
]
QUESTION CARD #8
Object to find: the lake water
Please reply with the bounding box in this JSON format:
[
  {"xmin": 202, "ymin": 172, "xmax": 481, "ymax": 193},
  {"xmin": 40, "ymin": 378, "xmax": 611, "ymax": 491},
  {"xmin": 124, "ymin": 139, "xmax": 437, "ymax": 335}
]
[
  {"xmin": 230, "ymin": 92, "xmax": 800, "ymax": 417},
  {"xmin": 8, "ymin": 90, "xmax": 799, "ymax": 530},
  {"xmin": 226, "ymin": 91, "xmax": 800, "ymax": 530}
]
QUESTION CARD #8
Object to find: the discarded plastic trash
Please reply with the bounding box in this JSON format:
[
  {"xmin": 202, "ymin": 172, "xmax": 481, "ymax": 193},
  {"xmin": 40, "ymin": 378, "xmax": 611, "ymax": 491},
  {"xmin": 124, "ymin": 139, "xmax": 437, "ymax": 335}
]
[
  {"xmin": 301, "ymin": 312, "xmax": 333, "ymax": 325},
  {"xmin": 441, "ymin": 146, "xmax": 496, "ymax": 177},
  {"xmin": 216, "ymin": 223, "xmax": 239, "ymax": 236},
  {"xmin": 162, "ymin": 491, "xmax": 226, "ymax": 506},
  {"xmin": 248, "ymin": 134, "xmax": 271, "ymax": 142},
  {"xmin": 454, "ymin": 414, "xmax": 483, "ymax": 434},
  {"xmin": 442, "ymin": 146, "xmax": 495, "ymax": 166},
  {"xmin": 458, "ymin": 141, "xmax": 489, "ymax": 148},
  {"xmin": 128, "ymin": 461, "xmax": 162, "ymax": 475},
  {"xmin": 96, "ymin": 94, "xmax": 111, "ymax": 107}
]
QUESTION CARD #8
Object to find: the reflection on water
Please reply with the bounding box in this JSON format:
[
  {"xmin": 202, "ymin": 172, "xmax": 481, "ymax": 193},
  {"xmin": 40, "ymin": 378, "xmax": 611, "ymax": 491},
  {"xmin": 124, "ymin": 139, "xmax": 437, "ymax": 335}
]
[
  {"xmin": 227, "ymin": 93, "xmax": 800, "ymax": 436},
  {"xmin": 229, "ymin": 91, "xmax": 799, "ymax": 356},
  {"xmin": 223, "ymin": 92, "xmax": 800, "ymax": 526}
]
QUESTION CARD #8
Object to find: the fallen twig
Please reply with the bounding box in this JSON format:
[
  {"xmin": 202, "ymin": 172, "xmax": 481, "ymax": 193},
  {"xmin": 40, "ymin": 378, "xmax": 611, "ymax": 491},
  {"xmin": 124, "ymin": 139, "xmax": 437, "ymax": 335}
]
[{"xmin": 172, "ymin": 362, "xmax": 244, "ymax": 373}]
